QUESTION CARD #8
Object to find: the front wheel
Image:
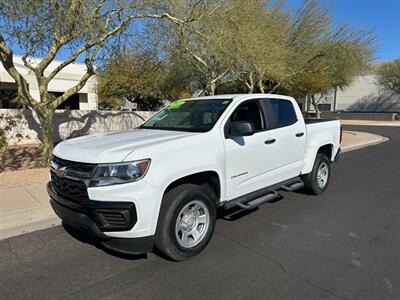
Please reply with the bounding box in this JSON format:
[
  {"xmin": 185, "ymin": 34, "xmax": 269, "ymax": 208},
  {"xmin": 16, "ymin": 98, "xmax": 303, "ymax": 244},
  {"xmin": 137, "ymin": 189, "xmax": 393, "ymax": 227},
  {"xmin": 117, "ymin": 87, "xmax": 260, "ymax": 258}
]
[
  {"xmin": 302, "ymin": 153, "xmax": 331, "ymax": 195},
  {"xmin": 155, "ymin": 183, "xmax": 216, "ymax": 261}
]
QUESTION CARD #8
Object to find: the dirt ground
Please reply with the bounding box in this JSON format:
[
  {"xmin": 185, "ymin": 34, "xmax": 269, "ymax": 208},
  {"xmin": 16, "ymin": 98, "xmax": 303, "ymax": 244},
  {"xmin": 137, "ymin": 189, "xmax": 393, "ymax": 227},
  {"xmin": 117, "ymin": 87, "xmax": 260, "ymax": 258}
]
[
  {"xmin": 1, "ymin": 144, "xmax": 47, "ymax": 171},
  {"xmin": 0, "ymin": 144, "xmax": 48, "ymax": 188},
  {"xmin": 0, "ymin": 167, "xmax": 49, "ymax": 188}
]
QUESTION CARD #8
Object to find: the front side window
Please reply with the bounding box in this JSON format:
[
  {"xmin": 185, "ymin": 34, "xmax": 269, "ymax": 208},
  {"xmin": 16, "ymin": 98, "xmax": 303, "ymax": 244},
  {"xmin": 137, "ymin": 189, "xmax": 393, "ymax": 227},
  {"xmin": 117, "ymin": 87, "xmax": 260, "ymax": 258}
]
[
  {"xmin": 229, "ymin": 100, "xmax": 265, "ymax": 131},
  {"xmin": 264, "ymin": 99, "xmax": 297, "ymax": 129},
  {"xmin": 141, "ymin": 99, "xmax": 232, "ymax": 132}
]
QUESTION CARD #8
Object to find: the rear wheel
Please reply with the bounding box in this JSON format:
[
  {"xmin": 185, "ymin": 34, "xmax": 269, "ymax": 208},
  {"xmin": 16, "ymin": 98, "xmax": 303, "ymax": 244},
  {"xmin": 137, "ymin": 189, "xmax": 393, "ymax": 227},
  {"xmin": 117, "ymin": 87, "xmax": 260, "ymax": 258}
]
[
  {"xmin": 155, "ymin": 183, "xmax": 216, "ymax": 261},
  {"xmin": 302, "ymin": 153, "xmax": 331, "ymax": 195}
]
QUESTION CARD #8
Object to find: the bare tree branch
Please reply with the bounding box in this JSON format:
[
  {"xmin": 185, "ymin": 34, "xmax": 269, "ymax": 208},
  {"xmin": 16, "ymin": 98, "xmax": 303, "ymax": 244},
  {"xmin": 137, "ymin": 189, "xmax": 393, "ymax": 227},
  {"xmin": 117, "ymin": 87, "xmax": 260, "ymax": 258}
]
[{"xmin": 0, "ymin": 34, "xmax": 37, "ymax": 108}]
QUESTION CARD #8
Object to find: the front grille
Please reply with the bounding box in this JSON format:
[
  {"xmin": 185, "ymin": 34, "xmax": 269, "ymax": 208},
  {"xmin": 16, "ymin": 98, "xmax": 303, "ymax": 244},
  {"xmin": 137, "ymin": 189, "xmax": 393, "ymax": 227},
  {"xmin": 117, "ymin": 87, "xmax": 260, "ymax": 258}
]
[
  {"xmin": 50, "ymin": 156, "xmax": 98, "ymax": 202},
  {"xmin": 52, "ymin": 155, "xmax": 97, "ymax": 178},
  {"xmin": 50, "ymin": 172, "xmax": 89, "ymax": 201}
]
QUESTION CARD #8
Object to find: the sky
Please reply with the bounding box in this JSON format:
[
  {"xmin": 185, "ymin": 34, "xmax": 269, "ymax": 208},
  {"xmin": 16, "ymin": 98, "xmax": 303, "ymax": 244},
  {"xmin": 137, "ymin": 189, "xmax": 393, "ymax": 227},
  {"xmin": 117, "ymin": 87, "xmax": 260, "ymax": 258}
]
[
  {"xmin": 8, "ymin": 0, "xmax": 400, "ymax": 62},
  {"xmin": 286, "ymin": 0, "xmax": 400, "ymax": 61}
]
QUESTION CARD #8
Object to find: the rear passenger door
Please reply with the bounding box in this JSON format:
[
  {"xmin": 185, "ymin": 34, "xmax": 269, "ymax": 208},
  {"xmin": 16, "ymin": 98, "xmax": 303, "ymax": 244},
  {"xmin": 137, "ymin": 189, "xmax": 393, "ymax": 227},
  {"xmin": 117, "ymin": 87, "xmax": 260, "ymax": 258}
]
[{"xmin": 260, "ymin": 98, "xmax": 306, "ymax": 182}]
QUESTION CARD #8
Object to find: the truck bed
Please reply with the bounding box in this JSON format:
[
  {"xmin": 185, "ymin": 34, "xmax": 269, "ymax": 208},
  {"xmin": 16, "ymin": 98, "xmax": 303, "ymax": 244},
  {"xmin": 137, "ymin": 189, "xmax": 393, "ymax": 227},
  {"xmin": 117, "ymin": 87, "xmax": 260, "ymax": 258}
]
[{"xmin": 304, "ymin": 118, "xmax": 337, "ymax": 124}]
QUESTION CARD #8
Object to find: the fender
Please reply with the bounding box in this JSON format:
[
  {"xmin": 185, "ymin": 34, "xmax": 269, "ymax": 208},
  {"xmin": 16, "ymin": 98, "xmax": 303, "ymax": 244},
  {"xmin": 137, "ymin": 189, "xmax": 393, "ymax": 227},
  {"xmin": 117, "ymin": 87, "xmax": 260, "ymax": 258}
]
[
  {"xmin": 302, "ymin": 140, "xmax": 335, "ymax": 174},
  {"xmin": 159, "ymin": 167, "xmax": 224, "ymax": 202}
]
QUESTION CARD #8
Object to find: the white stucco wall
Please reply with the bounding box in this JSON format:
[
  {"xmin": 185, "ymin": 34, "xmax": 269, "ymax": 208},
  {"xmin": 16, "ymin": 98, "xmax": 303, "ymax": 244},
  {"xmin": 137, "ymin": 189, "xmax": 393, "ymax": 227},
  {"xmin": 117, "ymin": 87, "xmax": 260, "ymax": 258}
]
[{"xmin": 1, "ymin": 109, "xmax": 154, "ymax": 144}]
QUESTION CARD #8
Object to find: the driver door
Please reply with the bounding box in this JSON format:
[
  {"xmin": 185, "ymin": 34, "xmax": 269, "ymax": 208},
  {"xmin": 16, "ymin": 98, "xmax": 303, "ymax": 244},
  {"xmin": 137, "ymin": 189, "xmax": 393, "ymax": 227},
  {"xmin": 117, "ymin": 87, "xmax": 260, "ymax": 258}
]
[{"xmin": 224, "ymin": 99, "xmax": 272, "ymax": 199}]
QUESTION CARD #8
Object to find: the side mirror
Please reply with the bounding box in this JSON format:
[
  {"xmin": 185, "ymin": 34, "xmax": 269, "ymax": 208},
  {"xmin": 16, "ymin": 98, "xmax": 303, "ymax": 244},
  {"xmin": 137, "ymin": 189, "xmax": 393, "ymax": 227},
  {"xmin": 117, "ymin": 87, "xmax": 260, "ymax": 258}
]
[{"xmin": 229, "ymin": 121, "xmax": 255, "ymax": 137}]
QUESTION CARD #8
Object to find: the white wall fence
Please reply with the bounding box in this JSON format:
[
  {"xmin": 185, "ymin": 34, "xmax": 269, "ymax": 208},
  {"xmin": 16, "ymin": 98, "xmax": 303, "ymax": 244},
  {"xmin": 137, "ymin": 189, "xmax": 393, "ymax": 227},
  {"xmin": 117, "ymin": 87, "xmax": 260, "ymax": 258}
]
[{"xmin": 1, "ymin": 109, "xmax": 155, "ymax": 145}]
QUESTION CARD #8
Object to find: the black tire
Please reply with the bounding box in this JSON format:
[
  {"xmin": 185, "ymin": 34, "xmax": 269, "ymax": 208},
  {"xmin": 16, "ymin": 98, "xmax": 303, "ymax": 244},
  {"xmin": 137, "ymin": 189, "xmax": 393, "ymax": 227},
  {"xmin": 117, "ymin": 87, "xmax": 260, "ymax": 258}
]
[
  {"xmin": 302, "ymin": 153, "xmax": 331, "ymax": 195},
  {"xmin": 154, "ymin": 183, "xmax": 216, "ymax": 261}
]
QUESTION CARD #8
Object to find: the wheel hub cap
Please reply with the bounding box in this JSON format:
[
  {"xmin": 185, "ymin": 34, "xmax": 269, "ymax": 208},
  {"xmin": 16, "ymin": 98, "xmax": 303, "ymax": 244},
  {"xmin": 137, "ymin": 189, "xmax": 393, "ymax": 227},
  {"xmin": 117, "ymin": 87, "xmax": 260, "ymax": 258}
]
[
  {"xmin": 317, "ymin": 162, "xmax": 329, "ymax": 188},
  {"xmin": 180, "ymin": 213, "xmax": 196, "ymax": 230},
  {"xmin": 175, "ymin": 200, "xmax": 210, "ymax": 248}
]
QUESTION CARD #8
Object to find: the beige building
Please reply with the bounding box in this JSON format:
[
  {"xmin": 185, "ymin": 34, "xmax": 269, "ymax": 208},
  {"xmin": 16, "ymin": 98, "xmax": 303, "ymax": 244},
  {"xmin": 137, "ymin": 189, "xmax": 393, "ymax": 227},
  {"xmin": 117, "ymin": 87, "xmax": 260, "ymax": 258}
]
[
  {"xmin": 297, "ymin": 74, "xmax": 400, "ymax": 113},
  {"xmin": 0, "ymin": 56, "xmax": 98, "ymax": 110}
]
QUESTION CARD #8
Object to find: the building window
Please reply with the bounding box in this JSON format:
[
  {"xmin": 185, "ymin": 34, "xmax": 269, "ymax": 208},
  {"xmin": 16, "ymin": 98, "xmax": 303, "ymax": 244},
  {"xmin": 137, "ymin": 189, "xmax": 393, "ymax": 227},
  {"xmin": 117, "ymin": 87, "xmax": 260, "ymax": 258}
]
[
  {"xmin": 318, "ymin": 104, "xmax": 331, "ymax": 112},
  {"xmin": 0, "ymin": 82, "xmax": 25, "ymax": 108},
  {"xmin": 51, "ymin": 92, "xmax": 80, "ymax": 110}
]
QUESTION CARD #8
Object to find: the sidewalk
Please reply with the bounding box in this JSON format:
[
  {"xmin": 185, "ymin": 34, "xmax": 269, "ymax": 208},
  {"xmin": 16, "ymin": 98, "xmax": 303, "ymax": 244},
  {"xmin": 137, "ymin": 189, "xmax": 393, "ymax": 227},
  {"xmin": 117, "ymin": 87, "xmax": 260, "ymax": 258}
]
[
  {"xmin": 340, "ymin": 120, "xmax": 400, "ymax": 126},
  {"xmin": 341, "ymin": 130, "xmax": 388, "ymax": 152},
  {"xmin": 0, "ymin": 172, "xmax": 60, "ymax": 240},
  {"xmin": 0, "ymin": 130, "xmax": 388, "ymax": 241}
]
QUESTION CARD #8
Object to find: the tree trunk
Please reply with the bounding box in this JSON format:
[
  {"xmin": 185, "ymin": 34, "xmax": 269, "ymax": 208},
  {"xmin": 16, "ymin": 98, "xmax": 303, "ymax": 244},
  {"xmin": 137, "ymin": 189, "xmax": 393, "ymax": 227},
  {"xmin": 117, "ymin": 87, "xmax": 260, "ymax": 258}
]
[
  {"xmin": 268, "ymin": 82, "xmax": 281, "ymax": 94},
  {"xmin": 258, "ymin": 77, "xmax": 265, "ymax": 93},
  {"xmin": 37, "ymin": 109, "xmax": 55, "ymax": 165},
  {"xmin": 257, "ymin": 70, "xmax": 265, "ymax": 93},
  {"xmin": 245, "ymin": 72, "xmax": 254, "ymax": 94},
  {"xmin": 208, "ymin": 80, "xmax": 216, "ymax": 95},
  {"xmin": 310, "ymin": 95, "xmax": 320, "ymax": 119}
]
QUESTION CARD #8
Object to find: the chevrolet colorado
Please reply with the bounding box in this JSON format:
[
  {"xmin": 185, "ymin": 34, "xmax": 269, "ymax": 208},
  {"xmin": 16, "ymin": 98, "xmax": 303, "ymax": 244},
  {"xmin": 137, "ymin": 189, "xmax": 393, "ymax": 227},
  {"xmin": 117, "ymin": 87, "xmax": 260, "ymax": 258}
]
[{"xmin": 49, "ymin": 94, "xmax": 341, "ymax": 261}]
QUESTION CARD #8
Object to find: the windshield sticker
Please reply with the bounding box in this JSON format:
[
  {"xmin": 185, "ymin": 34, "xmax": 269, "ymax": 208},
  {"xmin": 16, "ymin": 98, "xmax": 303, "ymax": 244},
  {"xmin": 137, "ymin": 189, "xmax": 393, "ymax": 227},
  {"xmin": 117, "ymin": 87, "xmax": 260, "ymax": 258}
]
[
  {"xmin": 169, "ymin": 100, "xmax": 186, "ymax": 109},
  {"xmin": 223, "ymin": 100, "xmax": 230, "ymax": 104}
]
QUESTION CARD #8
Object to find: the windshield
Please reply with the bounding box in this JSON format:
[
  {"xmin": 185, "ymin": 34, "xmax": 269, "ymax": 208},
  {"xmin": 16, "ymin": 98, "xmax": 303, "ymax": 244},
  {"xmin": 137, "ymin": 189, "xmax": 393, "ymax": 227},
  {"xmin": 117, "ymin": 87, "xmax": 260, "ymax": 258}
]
[{"xmin": 141, "ymin": 99, "xmax": 232, "ymax": 132}]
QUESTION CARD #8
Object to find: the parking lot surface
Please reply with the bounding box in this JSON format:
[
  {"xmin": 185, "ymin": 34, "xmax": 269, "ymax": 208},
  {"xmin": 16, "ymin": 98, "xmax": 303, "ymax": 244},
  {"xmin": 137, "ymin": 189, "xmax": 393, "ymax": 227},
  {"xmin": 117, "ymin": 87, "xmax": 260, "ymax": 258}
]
[{"xmin": 1, "ymin": 126, "xmax": 399, "ymax": 300}]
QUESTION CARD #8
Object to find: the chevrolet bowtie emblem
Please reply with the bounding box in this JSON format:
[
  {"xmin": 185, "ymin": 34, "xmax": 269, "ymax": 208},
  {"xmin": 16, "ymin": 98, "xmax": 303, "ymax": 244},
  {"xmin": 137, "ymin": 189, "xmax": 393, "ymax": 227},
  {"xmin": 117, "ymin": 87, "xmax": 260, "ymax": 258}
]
[{"xmin": 54, "ymin": 166, "xmax": 67, "ymax": 177}]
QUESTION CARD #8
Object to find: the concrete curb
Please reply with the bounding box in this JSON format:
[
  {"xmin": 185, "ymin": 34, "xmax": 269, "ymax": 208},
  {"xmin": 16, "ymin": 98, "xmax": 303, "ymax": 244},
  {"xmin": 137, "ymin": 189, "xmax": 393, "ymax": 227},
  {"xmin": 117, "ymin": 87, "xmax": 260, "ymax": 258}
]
[
  {"xmin": 341, "ymin": 131, "xmax": 389, "ymax": 153},
  {"xmin": 0, "ymin": 217, "xmax": 60, "ymax": 241}
]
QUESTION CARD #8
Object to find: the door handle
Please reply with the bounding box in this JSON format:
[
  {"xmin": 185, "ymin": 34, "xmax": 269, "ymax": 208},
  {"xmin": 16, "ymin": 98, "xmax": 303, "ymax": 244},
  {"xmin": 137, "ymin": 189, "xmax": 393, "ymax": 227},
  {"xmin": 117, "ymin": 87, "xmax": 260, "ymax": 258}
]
[
  {"xmin": 264, "ymin": 138, "xmax": 276, "ymax": 144},
  {"xmin": 295, "ymin": 132, "xmax": 304, "ymax": 137}
]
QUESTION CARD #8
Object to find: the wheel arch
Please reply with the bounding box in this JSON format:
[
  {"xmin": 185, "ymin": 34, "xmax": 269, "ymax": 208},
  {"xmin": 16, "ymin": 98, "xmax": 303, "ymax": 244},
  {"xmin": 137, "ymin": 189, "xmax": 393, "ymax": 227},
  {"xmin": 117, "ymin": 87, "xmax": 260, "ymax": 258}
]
[
  {"xmin": 163, "ymin": 171, "xmax": 221, "ymax": 205},
  {"xmin": 302, "ymin": 142, "xmax": 334, "ymax": 175},
  {"xmin": 317, "ymin": 143, "xmax": 334, "ymax": 161}
]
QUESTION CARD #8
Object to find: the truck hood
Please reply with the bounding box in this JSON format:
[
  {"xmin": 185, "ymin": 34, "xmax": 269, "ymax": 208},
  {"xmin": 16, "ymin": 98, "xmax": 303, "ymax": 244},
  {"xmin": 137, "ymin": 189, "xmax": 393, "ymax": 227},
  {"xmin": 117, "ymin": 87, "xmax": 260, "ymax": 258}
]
[{"xmin": 53, "ymin": 129, "xmax": 196, "ymax": 163}]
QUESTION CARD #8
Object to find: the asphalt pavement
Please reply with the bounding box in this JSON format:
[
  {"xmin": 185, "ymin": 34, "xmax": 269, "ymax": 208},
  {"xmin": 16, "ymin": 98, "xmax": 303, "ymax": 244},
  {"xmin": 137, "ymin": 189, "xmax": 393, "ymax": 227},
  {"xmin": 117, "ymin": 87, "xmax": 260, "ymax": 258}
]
[{"xmin": 1, "ymin": 125, "xmax": 399, "ymax": 300}]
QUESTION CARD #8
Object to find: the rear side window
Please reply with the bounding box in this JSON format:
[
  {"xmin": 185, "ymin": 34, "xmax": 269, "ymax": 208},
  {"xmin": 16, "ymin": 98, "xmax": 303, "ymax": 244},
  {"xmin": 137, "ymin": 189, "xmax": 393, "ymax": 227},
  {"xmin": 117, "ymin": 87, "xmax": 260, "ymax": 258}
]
[{"xmin": 263, "ymin": 99, "xmax": 297, "ymax": 129}]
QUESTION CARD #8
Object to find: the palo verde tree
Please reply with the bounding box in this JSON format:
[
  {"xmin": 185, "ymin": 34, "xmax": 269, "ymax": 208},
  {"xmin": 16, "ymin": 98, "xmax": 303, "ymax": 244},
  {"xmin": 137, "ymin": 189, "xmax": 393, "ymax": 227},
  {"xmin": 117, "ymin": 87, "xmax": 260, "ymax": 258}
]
[
  {"xmin": 0, "ymin": 0, "xmax": 203, "ymax": 163},
  {"xmin": 164, "ymin": 0, "xmax": 249, "ymax": 95},
  {"xmin": 284, "ymin": 0, "xmax": 376, "ymax": 118},
  {"xmin": 376, "ymin": 59, "xmax": 400, "ymax": 96},
  {"xmin": 234, "ymin": 1, "xmax": 289, "ymax": 94},
  {"xmin": 98, "ymin": 48, "xmax": 197, "ymax": 110},
  {"xmin": 98, "ymin": 50, "xmax": 166, "ymax": 110}
]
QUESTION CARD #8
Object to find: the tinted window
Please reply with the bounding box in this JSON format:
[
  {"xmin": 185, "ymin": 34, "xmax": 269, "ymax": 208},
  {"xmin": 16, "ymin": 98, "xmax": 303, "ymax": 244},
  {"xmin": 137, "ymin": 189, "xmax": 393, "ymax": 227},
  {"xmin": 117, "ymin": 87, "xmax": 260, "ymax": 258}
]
[
  {"xmin": 229, "ymin": 100, "xmax": 264, "ymax": 131},
  {"xmin": 264, "ymin": 99, "xmax": 297, "ymax": 129},
  {"xmin": 142, "ymin": 99, "xmax": 231, "ymax": 132}
]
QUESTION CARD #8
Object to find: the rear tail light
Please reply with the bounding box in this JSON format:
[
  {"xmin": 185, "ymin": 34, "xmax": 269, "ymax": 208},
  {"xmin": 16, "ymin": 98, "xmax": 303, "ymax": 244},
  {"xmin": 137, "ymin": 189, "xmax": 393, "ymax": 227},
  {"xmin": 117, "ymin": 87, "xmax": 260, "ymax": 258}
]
[{"xmin": 340, "ymin": 126, "xmax": 343, "ymax": 143}]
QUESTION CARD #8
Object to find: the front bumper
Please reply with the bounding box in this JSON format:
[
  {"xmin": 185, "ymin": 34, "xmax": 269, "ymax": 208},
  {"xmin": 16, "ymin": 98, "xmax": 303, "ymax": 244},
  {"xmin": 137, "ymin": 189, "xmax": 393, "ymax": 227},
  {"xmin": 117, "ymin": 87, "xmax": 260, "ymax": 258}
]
[{"xmin": 48, "ymin": 183, "xmax": 154, "ymax": 254}]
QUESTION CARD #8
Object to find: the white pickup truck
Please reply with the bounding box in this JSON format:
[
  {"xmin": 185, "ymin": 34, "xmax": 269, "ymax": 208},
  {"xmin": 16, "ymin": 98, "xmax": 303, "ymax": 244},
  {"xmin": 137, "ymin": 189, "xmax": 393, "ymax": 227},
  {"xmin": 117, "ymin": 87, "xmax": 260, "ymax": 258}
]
[{"xmin": 49, "ymin": 94, "xmax": 341, "ymax": 261}]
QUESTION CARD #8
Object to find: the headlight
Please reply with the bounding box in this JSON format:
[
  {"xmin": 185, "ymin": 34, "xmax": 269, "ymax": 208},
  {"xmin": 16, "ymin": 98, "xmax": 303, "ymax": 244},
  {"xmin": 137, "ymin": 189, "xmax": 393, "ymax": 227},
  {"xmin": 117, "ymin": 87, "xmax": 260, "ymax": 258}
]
[{"xmin": 89, "ymin": 159, "xmax": 151, "ymax": 187}]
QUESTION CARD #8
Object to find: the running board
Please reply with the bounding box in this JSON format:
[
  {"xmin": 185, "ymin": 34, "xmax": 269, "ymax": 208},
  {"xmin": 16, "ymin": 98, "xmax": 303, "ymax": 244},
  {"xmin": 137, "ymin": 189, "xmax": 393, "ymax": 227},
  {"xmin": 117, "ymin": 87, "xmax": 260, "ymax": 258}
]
[
  {"xmin": 223, "ymin": 177, "xmax": 304, "ymax": 210},
  {"xmin": 236, "ymin": 191, "xmax": 279, "ymax": 210},
  {"xmin": 281, "ymin": 181, "xmax": 304, "ymax": 192}
]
